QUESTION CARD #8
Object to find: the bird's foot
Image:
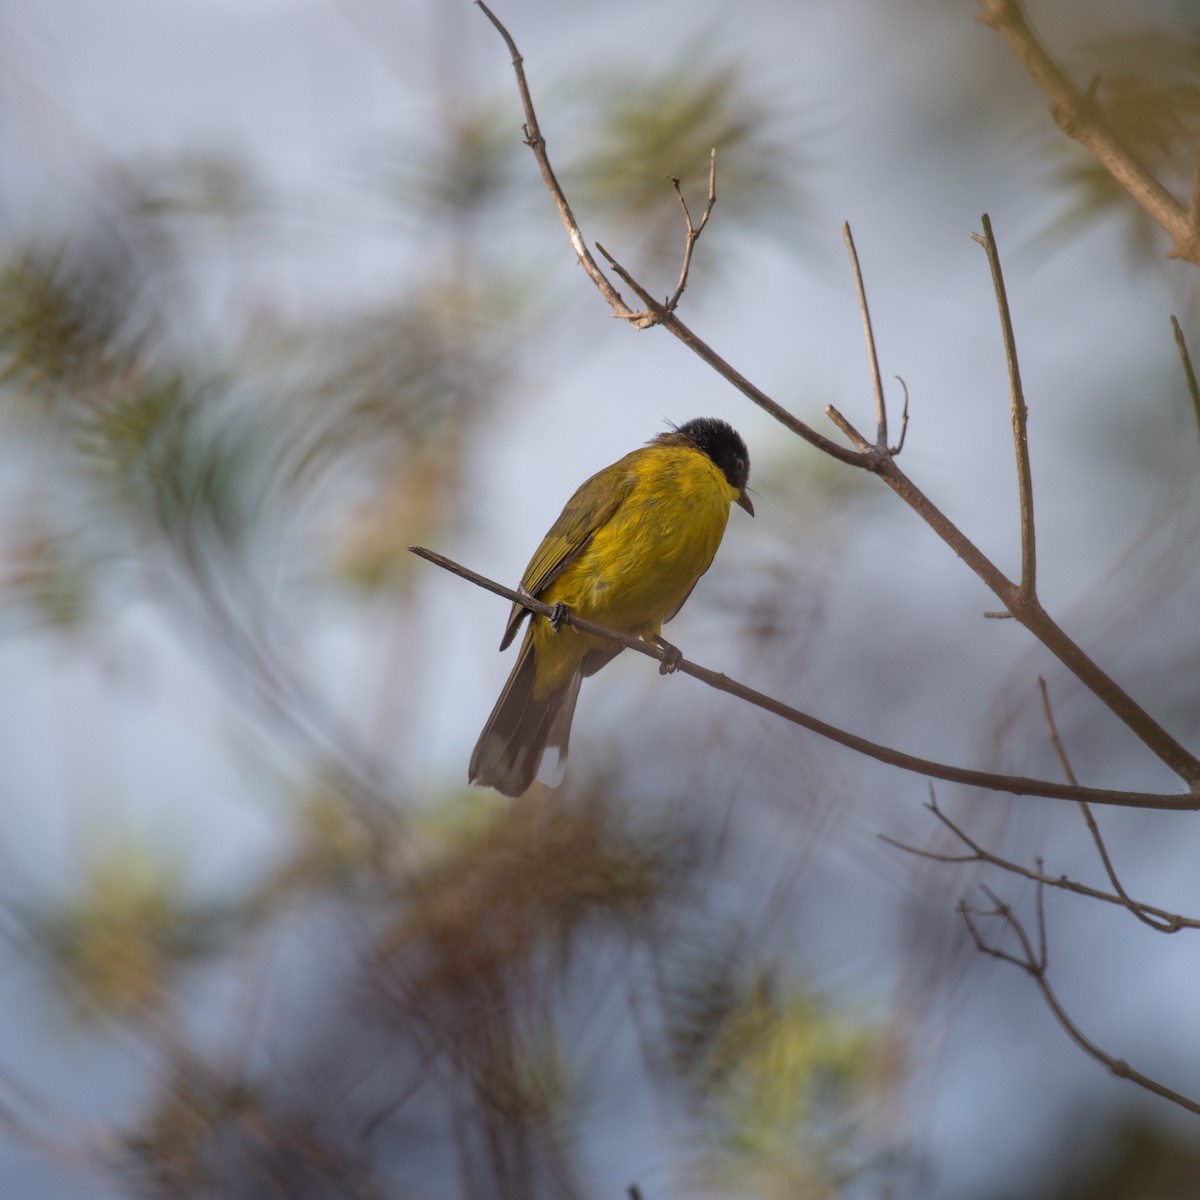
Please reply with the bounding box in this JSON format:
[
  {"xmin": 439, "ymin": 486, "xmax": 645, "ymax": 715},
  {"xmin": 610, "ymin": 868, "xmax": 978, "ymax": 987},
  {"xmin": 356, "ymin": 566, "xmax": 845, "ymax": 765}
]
[
  {"xmin": 652, "ymin": 635, "xmax": 683, "ymax": 675},
  {"xmin": 548, "ymin": 601, "xmax": 569, "ymax": 633}
]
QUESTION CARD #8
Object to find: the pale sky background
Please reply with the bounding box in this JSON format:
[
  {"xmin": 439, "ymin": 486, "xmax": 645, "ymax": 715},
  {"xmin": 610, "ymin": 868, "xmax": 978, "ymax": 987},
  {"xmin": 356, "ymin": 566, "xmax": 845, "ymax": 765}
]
[{"xmin": 3, "ymin": 1, "xmax": 1200, "ymax": 1197}]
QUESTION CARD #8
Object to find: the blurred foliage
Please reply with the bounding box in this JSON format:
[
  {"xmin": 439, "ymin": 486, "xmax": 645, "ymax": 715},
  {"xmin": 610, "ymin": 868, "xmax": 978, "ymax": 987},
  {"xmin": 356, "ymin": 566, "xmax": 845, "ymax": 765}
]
[
  {"xmin": 1037, "ymin": 25, "xmax": 1200, "ymax": 260},
  {"xmin": 0, "ymin": 244, "xmax": 147, "ymax": 410},
  {"xmin": 663, "ymin": 929, "xmax": 881, "ymax": 1198},
  {"xmin": 569, "ymin": 42, "xmax": 812, "ymax": 273},
  {"xmin": 1, "ymin": 519, "xmax": 92, "ymax": 631},
  {"xmin": 29, "ymin": 843, "xmax": 225, "ymax": 1022},
  {"xmin": 989, "ymin": 1114, "xmax": 1200, "ymax": 1200},
  {"xmin": 9, "ymin": 3, "xmax": 1200, "ymax": 1198},
  {"xmin": 380, "ymin": 105, "xmax": 525, "ymax": 227}
]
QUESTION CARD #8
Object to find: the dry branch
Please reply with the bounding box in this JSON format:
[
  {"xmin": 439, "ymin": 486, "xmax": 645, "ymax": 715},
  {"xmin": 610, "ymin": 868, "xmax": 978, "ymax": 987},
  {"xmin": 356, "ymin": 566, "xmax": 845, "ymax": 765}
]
[
  {"xmin": 976, "ymin": 0, "xmax": 1200, "ymax": 266},
  {"xmin": 882, "ymin": 792, "xmax": 1197, "ymax": 932},
  {"xmin": 410, "ymin": 546, "xmax": 1198, "ymax": 812},
  {"xmin": 962, "ymin": 882, "xmax": 1200, "ymax": 1116}
]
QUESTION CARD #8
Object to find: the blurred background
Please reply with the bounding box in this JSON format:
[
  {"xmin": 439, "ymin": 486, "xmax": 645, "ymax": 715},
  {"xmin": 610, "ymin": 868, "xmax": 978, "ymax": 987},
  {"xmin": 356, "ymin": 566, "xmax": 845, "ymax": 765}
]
[{"xmin": 3, "ymin": 0, "xmax": 1200, "ymax": 1196}]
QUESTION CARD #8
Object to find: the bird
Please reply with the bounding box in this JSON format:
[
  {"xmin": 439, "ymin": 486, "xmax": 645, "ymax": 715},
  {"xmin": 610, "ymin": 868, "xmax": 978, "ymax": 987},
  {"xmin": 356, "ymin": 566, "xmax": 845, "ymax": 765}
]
[{"xmin": 469, "ymin": 416, "xmax": 753, "ymax": 797}]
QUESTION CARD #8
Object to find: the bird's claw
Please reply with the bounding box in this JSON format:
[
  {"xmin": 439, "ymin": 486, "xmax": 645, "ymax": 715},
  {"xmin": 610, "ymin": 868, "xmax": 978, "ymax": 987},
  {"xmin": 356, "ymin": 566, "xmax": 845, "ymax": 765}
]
[
  {"xmin": 548, "ymin": 602, "xmax": 569, "ymax": 633},
  {"xmin": 653, "ymin": 636, "xmax": 683, "ymax": 675}
]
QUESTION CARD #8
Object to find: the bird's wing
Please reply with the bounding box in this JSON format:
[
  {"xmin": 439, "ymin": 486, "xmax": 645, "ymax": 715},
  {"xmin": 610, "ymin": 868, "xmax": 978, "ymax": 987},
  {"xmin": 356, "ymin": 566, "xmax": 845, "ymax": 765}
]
[{"xmin": 498, "ymin": 456, "xmax": 635, "ymax": 650}]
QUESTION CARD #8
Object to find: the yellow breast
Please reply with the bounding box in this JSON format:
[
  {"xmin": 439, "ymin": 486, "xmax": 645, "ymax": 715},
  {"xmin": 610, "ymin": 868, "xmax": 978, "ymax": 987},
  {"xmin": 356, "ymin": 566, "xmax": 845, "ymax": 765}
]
[{"xmin": 531, "ymin": 443, "xmax": 738, "ymax": 694}]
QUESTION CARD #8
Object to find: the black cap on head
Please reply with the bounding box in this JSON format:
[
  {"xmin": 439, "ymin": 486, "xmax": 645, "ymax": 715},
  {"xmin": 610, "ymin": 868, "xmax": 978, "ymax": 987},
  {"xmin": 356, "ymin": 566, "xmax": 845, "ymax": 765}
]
[{"xmin": 662, "ymin": 417, "xmax": 754, "ymax": 515}]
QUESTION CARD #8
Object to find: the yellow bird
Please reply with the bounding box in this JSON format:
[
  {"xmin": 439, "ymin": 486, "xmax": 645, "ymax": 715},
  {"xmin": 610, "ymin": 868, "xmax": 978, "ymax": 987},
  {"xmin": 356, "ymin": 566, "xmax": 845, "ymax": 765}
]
[{"xmin": 469, "ymin": 417, "xmax": 753, "ymax": 796}]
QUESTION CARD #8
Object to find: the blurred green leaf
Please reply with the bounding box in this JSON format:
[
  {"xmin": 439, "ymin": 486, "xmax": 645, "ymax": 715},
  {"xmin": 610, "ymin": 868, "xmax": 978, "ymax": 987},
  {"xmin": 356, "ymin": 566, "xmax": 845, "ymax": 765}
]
[
  {"xmin": 570, "ymin": 44, "xmax": 813, "ymax": 269},
  {"xmin": 663, "ymin": 931, "xmax": 880, "ymax": 1197},
  {"xmin": 0, "ymin": 246, "xmax": 142, "ymax": 409},
  {"xmin": 377, "ymin": 104, "xmax": 524, "ymax": 225},
  {"xmin": 1, "ymin": 520, "xmax": 92, "ymax": 631},
  {"xmin": 31, "ymin": 843, "xmax": 224, "ymax": 1022}
]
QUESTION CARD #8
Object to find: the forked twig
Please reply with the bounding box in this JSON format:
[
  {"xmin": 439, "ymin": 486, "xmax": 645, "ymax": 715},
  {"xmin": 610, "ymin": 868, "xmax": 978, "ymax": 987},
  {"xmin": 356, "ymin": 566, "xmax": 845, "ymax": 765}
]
[
  {"xmin": 961, "ymin": 882, "xmax": 1200, "ymax": 1117},
  {"xmin": 473, "ymin": 0, "xmax": 647, "ymax": 325},
  {"xmin": 1037, "ymin": 677, "xmax": 1180, "ymax": 932},
  {"xmin": 664, "ymin": 149, "xmax": 718, "ymax": 313},
  {"xmin": 881, "ymin": 792, "xmax": 1196, "ymax": 930}
]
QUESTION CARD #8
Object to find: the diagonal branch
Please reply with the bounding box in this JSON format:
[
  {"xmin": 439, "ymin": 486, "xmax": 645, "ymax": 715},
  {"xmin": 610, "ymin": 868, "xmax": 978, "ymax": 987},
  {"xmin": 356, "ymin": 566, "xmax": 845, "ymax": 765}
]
[
  {"xmin": 474, "ymin": 0, "xmax": 646, "ymax": 325},
  {"xmin": 1038, "ymin": 678, "xmax": 1179, "ymax": 932},
  {"xmin": 1171, "ymin": 315, "xmax": 1200, "ymax": 452},
  {"xmin": 962, "ymin": 884, "xmax": 1200, "ymax": 1117},
  {"xmin": 410, "ymin": 545, "xmax": 1198, "ymax": 811},
  {"xmin": 882, "ymin": 791, "xmax": 1196, "ymax": 931},
  {"xmin": 592, "ymin": 240, "xmax": 866, "ymax": 464},
  {"xmin": 976, "ymin": 0, "xmax": 1200, "ymax": 266}
]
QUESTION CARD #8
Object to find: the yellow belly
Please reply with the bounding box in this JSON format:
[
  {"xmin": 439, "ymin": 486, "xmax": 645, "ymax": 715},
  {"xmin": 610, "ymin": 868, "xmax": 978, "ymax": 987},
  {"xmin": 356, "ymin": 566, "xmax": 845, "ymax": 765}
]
[{"xmin": 530, "ymin": 444, "xmax": 738, "ymax": 696}]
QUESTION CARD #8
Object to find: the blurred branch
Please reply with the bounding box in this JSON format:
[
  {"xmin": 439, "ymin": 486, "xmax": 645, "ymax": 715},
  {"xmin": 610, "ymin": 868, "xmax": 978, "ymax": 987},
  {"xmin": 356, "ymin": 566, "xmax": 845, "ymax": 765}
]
[
  {"xmin": 977, "ymin": 0, "xmax": 1200, "ymax": 265},
  {"xmin": 881, "ymin": 790, "xmax": 1198, "ymax": 932},
  {"xmin": 1038, "ymin": 678, "xmax": 1181, "ymax": 932},
  {"xmin": 961, "ymin": 882, "xmax": 1200, "ymax": 1117},
  {"xmin": 1171, "ymin": 315, "xmax": 1200, "ymax": 452},
  {"xmin": 478, "ymin": 4, "xmax": 1200, "ymax": 792},
  {"xmin": 409, "ymin": 546, "xmax": 1197, "ymax": 811}
]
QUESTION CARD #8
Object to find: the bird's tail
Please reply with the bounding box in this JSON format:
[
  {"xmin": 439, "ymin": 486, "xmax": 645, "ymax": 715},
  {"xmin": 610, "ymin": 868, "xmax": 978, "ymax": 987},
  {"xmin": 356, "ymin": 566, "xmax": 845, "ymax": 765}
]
[{"xmin": 468, "ymin": 635, "xmax": 582, "ymax": 797}]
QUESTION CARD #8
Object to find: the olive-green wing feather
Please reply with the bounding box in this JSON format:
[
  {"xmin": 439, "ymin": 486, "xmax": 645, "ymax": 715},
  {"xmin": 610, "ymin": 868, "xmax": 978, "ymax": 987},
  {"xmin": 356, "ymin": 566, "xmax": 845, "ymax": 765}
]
[{"xmin": 498, "ymin": 454, "xmax": 637, "ymax": 650}]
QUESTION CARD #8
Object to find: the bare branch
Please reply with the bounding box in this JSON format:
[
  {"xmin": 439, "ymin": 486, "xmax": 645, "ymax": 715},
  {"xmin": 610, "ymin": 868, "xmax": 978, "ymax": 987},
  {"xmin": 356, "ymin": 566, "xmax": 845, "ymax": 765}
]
[
  {"xmin": 891, "ymin": 377, "xmax": 910, "ymax": 455},
  {"xmin": 1171, "ymin": 315, "xmax": 1200, "ymax": 453},
  {"xmin": 1037, "ymin": 677, "xmax": 1180, "ymax": 932},
  {"xmin": 663, "ymin": 149, "xmax": 717, "ymax": 313},
  {"xmin": 410, "ymin": 545, "xmax": 1199, "ymax": 811},
  {"xmin": 591, "ymin": 241, "xmax": 869, "ymax": 464},
  {"xmin": 473, "ymin": 1, "xmax": 647, "ymax": 324},
  {"xmin": 882, "ymin": 793, "xmax": 1197, "ymax": 931},
  {"xmin": 973, "ymin": 214, "xmax": 1036, "ymax": 600},
  {"xmin": 842, "ymin": 222, "xmax": 889, "ymax": 449},
  {"xmin": 976, "ymin": 0, "xmax": 1199, "ymax": 266},
  {"xmin": 962, "ymin": 886, "xmax": 1200, "ymax": 1117}
]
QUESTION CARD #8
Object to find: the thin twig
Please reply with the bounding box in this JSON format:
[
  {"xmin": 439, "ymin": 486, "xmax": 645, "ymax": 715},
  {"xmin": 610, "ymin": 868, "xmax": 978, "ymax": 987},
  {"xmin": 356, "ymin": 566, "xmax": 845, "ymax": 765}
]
[
  {"xmin": 663, "ymin": 149, "xmax": 717, "ymax": 313},
  {"xmin": 1037, "ymin": 677, "xmax": 1178, "ymax": 932},
  {"xmin": 1170, "ymin": 316, "xmax": 1200, "ymax": 453},
  {"xmin": 880, "ymin": 794, "xmax": 1195, "ymax": 931},
  {"xmin": 891, "ymin": 377, "xmax": 910, "ymax": 455},
  {"xmin": 973, "ymin": 214, "xmax": 1036, "ymax": 600},
  {"xmin": 976, "ymin": 0, "xmax": 1198, "ymax": 265},
  {"xmin": 843, "ymin": 223, "xmax": 889, "ymax": 450},
  {"xmin": 961, "ymin": 886, "xmax": 1200, "ymax": 1117},
  {"xmin": 474, "ymin": 0, "xmax": 646, "ymax": 324},
  {"xmin": 410, "ymin": 545, "xmax": 1198, "ymax": 811},
  {"xmin": 592, "ymin": 240, "xmax": 868, "ymax": 464}
]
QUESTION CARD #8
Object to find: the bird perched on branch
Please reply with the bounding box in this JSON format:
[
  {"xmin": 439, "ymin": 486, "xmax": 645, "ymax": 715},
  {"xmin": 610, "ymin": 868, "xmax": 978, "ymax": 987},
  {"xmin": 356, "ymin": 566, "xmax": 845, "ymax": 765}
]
[{"xmin": 469, "ymin": 417, "xmax": 753, "ymax": 796}]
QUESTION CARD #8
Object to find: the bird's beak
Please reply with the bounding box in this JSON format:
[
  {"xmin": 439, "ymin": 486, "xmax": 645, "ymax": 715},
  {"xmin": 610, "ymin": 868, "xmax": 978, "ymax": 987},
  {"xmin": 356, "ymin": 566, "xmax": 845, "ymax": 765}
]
[{"xmin": 737, "ymin": 490, "xmax": 755, "ymax": 517}]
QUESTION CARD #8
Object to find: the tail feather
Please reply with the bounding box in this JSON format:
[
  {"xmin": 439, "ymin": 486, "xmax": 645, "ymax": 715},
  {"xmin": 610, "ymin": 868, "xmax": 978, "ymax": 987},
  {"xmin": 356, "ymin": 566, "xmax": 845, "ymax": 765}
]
[{"xmin": 469, "ymin": 637, "xmax": 582, "ymax": 797}]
